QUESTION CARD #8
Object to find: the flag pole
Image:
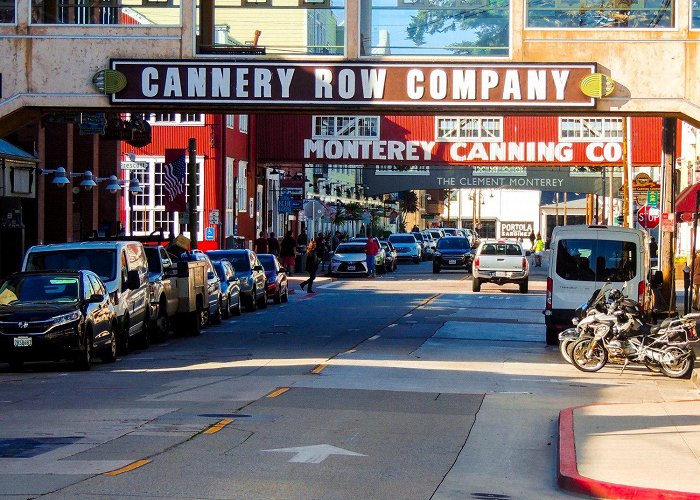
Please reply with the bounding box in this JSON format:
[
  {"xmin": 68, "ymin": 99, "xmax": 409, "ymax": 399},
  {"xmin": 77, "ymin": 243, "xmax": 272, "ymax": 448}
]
[{"xmin": 188, "ymin": 138, "xmax": 199, "ymax": 250}]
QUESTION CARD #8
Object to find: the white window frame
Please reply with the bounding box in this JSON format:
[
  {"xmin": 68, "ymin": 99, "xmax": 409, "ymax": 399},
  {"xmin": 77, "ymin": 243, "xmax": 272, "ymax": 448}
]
[
  {"xmin": 239, "ymin": 114, "xmax": 249, "ymax": 134},
  {"xmin": 237, "ymin": 161, "xmax": 248, "ymax": 212},
  {"xmin": 146, "ymin": 113, "xmax": 205, "ymax": 126},
  {"xmin": 312, "ymin": 116, "xmax": 380, "ymax": 139},
  {"xmin": 435, "ymin": 116, "xmax": 503, "ymax": 142},
  {"xmin": 225, "ymin": 157, "xmax": 235, "ymax": 236},
  {"xmin": 226, "ymin": 115, "xmax": 235, "ymax": 129},
  {"xmin": 559, "ymin": 117, "xmax": 623, "ymax": 142}
]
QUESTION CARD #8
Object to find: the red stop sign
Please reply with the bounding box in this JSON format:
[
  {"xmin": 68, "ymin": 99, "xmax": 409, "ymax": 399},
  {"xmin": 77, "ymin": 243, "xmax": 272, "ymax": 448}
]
[{"xmin": 637, "ymin": 205, "xmax": 660, "ymax": 229}]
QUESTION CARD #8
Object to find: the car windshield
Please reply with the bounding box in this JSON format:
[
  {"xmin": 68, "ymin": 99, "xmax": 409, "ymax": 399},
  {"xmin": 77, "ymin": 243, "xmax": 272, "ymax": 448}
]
[
  {"xmin": 389, "ymin": 235, "xmax": 416, "ymax": 243},
  {"xmin": 212, "ymin": 262, "xmax": 228, "ymax": 280},
  {"xmin": 412, "ymin": 233, "xmax": 424, "ymax": 241},
  {"xmin": 144, "ymin": 247, "xmax": 163, "ymax": 273},
  {"xmin": 380, "ymin": 242, "xmax": 390, "ymax": 250},
  {"xmin": 25, "ymin": 249, "xmax": 116, "ymax": 282},
  {"xmin": 258, "ymin": 255, "xmax": 276, "ymax": 270},
  {"xmin": 207, "ymin": 251, "xmax": 250, "ymax": 271},
  {"xmin": 336, "ymin": 244, "xmax": 366, "ymax": 254},
  {"xmin": 437, "ymin": 237, "xmax": 470, "ymax": 250},
  {"xmin": 480, "ymin": 243, "xmax": 522, "ymax": 256},
  {"xmin": 0, "ymin": 275, "xmax": 80, "ymax": 305},
  {"xmin": 556, "ymin": 238, "xmax": 637, "ymax": 282}
]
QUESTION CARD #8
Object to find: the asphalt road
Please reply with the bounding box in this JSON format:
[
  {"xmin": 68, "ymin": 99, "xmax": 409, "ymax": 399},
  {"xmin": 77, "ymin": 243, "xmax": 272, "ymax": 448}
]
[{"xmin": 0, "ymin": 260, "xmax": 697, "ymax": 499}]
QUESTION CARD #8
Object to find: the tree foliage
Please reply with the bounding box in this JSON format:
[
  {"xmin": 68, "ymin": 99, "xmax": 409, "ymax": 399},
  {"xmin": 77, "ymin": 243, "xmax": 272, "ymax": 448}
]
[{"xmin": 400, "ymin": 191, "xmax": 419, "ymax": 218}]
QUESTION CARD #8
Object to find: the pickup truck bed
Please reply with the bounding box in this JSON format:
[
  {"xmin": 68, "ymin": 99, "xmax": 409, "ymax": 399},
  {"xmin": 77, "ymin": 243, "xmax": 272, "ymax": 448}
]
[{"xmin": 472, "ymin": 240, "xmax": 529, "ymax": 293}]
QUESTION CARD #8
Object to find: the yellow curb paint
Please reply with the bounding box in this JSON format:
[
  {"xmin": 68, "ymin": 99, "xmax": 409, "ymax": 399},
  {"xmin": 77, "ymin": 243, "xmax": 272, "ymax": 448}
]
[
  {"xmin": 105, "ymin": 459, "xmax": 151, "ymax": 476},
  {"xmin": 266, "ymin": 387, "xmax": 290, "ymax": 398},
  {"xmin": 311, "ymin": 364, "xmax": 327, "ymax": 374},
  {"xmin": 203, "ymin": 418, "xmax": 235, "ymax": 434}
]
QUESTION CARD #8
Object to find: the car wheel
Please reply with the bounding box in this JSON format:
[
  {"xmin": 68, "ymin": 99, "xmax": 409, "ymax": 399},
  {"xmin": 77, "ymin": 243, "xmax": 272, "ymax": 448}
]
[
  {"xmin": 232, "ymin": 296, "xmax": 242, "ymax": 316},
  {"xmin": 117, "ymin": 317, "xmax": 130, "ymax": 355},
  {"xmin": 433, "ymin": 265, "xmax": 440, "ymax": 274},
  {"xmin": 519, "ymin": 279, "xmax": 529, "ymax": 294},
  {"xmin": 151, "ymin": 299, "xmax": 169, "ymax": 342},
  {"xmin": 246, "ymin": 289, "xmax": 257, "ymax": 312},
  {"xmin": 74, "ymin": 330, "xmax": 92, "ymax": 371},
  {"xmin": 281, "ymin": 285, "xmax": 289, "ymax": 303},
  {"xmin": 273, "ymin": 287, "xmax": 282, "ymax": 304},
  {"xmin": 258, "ymin": 290, "xmax": 268, "ymax": 309},
  {"xmin": 211, "ymin": 298, "xmax": 222, "ymax": 325},
  {"xmin": 222, "ymin": 295, "xmax": 231, "ymax": 319},
  {"xmin": 189, "ymin": 301, "xmax": 203, "ymax": 336},
  {"xmin": 472, "ymin": 277, "xmax": 481, "ymax": 292},
  {"xmin": 8, "ymin": 360, "xmax": 24, "ymax": 371},
  {"xmin": 102, "ymin": 323, "xmax": 118, "ymax": 363},
  {"xmin": 199, "ymin": 302, "xmax": 210, "ymax": 328}
]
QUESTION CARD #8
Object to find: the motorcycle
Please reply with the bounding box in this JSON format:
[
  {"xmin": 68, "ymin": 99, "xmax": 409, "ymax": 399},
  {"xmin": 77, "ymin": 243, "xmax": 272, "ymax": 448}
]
[{"xmin": 570, "ymin": 310, "xmax": 699, "ymax": 378}]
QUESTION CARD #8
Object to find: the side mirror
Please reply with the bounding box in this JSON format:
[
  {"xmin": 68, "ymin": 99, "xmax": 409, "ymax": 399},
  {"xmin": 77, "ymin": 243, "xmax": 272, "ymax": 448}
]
[
  {"xmin": 279, "ymin": 267, "xmax": 287, "ymax": 273},
  {"xmin": 88, "ymin": 293, "xmax": 104, "ymax": 303},
  {"xmin": 126, "ymin": 270, "xmax": 141, "ymax": 290},
  {"xmin": 207, "ymin": 271, "xmax": 216, "ymax": 280},
  {"xmin": 227, "ymin": 275, "xmax": 237, "ymax": 282},
  {"xmin": 254, "ymin": 265, "xmax": 264, "ymax": 271}
]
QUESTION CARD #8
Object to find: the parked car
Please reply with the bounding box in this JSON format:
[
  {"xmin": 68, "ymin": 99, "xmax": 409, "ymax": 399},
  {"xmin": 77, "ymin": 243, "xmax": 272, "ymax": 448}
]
[
  {"xmin": 380, "ymin": 240, "xmax": 397, "ymax": 272},
  {"xmin": 22, "ymin": 240, "xmax": 151, "ymax": 354},
  {"xmin": 388, "ymin": 233, "xmax": 421, "ymax": 264},
  {"xmin": 0, "ymin": 270, "xmax": 118, "ymax": 370},
  {"xmin": 442, "ymin": 227, "xmax": 459, "ymax": 236},
  {"xmin": 183, "ymin": 252, "xmax": 222, "ymax": 327},
  {"xmin": 257, "ymin": 254, "xmax": 289, "ymax": 304},
  {"xmin": 330, "ymin": 242, "xmax": 370, "ymax": 276},
  {"xmin": 421, "ymin": 231, "xmax": 437, "ymax": 254},
  {"xmin": 143, "ymin": 244, "xmax": 179, "ymax": 341},
  {"xmin": 432, "ymin": 236, "xmax": 473, "ymax": 273},
  {"xmin": 205, "ymin": 249, "xmax": 267, "ymax": 311},
  {"xmin": 412, "ymin": 232, "xmax": 432, "ymax": 260},
  {"xmin": 428, "ymin": 228, "xmax": 445, "ymax": 241},
  {"xmin": 349, "ymin": 238, "xmax": 387, "ymax": 273},
  {"xmin": 472, "ymin": 239, "xmax": 529, "ymax": 294},
  {"xmin": 212, "ymin": 259, "xmax": 242, "ymax": 318}
]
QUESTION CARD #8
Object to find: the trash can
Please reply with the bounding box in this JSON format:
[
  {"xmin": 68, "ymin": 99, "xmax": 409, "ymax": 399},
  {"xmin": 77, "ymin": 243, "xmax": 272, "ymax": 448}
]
[{"xmin": 295, "ymin": 245, "xmax": 307, "ymax": 273}]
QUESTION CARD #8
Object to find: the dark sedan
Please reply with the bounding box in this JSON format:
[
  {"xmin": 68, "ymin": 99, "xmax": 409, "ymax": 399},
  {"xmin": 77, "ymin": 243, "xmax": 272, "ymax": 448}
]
[
  {"xmin": 257, "ymin": 254, "xmax": 289, "ymax": 304},
  {"xmin": 0, "ymin": 270, "xmax": 118, "ymax": 371},
  {"xmin": 432, "ymin": 236, "xmax": 474, "ymax": 273},
  {"xmin": 212, "ymin": 259, "xmax": 242, "ymax": 318}
]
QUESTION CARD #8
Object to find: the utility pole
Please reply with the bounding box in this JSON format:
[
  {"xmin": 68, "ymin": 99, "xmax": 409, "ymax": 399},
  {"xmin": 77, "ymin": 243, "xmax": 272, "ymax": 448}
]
[
  {"xmin": 188, "ymin": 138, "xmax": 199, "ymax": 250},
  {"xmin": 660, "ymin": 118, "xmax": 677, "ymax": 313}
]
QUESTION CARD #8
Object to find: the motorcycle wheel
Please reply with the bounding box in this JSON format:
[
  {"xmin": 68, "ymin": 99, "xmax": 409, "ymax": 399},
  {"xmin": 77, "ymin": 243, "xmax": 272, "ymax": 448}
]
[
  {"xmin": 560, "ymin": 338, "xmax": 575, "ymax": 364},
  {"xmin": 571, "ymin": 338, "xmax": 608, "ymax": 372},
  {"xmin": 659, "ymin": 346, "xmax": 695, "ymax": 379},
  {"xmin": 644, "ymin": 361, "xmax": 662, "ymax": 373}
]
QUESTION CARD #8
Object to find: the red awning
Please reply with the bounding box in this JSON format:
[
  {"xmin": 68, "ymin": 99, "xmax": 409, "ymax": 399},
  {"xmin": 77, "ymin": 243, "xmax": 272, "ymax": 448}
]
[{"xmin": 675, "ymin": 183, "xmax": 700, "ymax": 214}]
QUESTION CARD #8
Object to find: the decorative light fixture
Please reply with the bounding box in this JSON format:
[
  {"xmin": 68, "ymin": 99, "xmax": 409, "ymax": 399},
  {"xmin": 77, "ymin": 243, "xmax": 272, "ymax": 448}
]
[{"xmin": 79, "ymin": 171, "xmax": 98, "ymax": 190}]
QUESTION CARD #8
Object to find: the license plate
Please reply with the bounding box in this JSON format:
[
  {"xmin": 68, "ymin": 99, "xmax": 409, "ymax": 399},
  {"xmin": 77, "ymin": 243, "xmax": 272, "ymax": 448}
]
[
  {"xmin": 14, "ymin": 336, "xmax": 32, "ymax": 347},
  {"xmin": 448, "ymin": 260, "xmax": 457, "ymax": 265},
  {"xmin": 495, "ymin": 271, "xmax": 507, "ymax": 277},
  {"xmin": 348, "ymin": 265, "xmax": 355, "ymax": 271}
]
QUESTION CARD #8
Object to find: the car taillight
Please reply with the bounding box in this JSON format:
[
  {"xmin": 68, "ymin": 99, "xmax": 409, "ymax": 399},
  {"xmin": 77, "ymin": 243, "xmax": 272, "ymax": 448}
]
[
  {"xmin": 546, "ymin": 277, "xmax": 553, "ymax": 310},
  {"xmin": 638, "ymin": 280, "xmax": 646, "ymax": 313},
  {"xmin": 474, "ymin": 257, "xmax": 480, "ymax": 268},
  {"xmin": 522, "ymin": 257, "xmax": 527, "ymax": 270}
]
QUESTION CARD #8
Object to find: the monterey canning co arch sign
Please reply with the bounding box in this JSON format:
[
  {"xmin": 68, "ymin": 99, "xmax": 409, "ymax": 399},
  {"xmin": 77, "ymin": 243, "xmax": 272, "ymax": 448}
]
[{"xmin": 109, "ymin": 61, "xmax": 597, "ymax": 108}]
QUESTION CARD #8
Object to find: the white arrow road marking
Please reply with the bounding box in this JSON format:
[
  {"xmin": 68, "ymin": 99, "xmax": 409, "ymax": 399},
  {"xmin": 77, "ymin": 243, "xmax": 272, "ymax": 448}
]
[{"xmin": 262, "ymin": 444, "xmax": 366, "ymax": 464}]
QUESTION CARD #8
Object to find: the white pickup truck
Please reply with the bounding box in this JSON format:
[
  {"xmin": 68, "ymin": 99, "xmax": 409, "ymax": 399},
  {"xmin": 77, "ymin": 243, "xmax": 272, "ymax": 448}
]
[{"xmin": 471, "ymin": 239, "xmax": 530, "ymax": 293}]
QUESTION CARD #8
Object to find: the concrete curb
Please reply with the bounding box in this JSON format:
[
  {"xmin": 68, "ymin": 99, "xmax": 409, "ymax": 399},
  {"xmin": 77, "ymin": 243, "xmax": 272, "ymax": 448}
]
[{"xmin": 558, "ymin": 406, "xmax": 698, "ymax": 500}]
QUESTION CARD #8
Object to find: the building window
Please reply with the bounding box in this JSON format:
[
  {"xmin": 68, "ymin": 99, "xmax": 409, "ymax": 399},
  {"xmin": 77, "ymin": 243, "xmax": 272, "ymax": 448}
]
[
  {"xmin": 237, "ymin": 161, "xmax": 248, "ymax": 212},
  {"xmin": 312, "ymin": 116, "xmax": 380, "ymax": 138},
  {"xmin": 1, "ymin": 0, "xmax": 14, "ymax": 23},
  {"xmin": 239, "ymin": 115, "xmax": 249, "ymax": 134},
  {"xmin": 30, "ymin": 0, "xmax": 179, "ymax": 25},
  {"xmin": 146, "ymin": 113, "xmax": 205, "ymax": 125},
  {"xmin": 126, "ymin": 159, "xmax": 204, "ymax": 240},
  {"xmin": 559, "ymin": 117, "xmax": 623, "ymax": 141},
  {"xmin": 527, "ymin": 0, "xmax": 673, "ymax": 28},
  {"xmin": 435, "ymin": 117, "xmax": 503, "ymax": 142},
  {"xmin": 226, "ymin": 115, "xmax": 235, "ymax": 129},
  {"xmin": 359, "ymin": 1, "xmax": 509, "ymax": 57}
]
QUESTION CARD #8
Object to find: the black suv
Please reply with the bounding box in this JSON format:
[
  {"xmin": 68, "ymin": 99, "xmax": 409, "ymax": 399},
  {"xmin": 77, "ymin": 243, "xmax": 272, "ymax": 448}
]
[{"xmin": 0, "ymin": 270, "xmax": 118, "ymax": 370}]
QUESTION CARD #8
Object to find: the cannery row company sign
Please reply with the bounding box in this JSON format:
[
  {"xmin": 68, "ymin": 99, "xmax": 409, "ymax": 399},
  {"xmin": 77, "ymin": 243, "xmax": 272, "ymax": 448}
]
[
  {"xmin": 363, "ymin": 166, "xmax": 622, "ymax": 195},
  {"xmin": 108, "ymin": 61, "xmax": 597, "ymax": 108}
]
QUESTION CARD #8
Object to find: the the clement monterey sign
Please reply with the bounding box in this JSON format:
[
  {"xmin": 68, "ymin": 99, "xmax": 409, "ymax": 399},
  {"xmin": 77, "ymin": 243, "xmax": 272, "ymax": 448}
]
[{"xmin": 109, "ymin": 61, "xmax": 597, "ymax": 108}]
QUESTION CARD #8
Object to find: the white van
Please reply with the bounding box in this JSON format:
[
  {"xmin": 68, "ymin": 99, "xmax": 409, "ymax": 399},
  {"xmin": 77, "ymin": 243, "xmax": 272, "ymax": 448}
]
[
  {"xmin": 543, "ymin": 225, "xmax": 650, "ymax": 345},
  {"xmin": 22, "ymin": 241, "xmax": 151, "ymax": 353}
]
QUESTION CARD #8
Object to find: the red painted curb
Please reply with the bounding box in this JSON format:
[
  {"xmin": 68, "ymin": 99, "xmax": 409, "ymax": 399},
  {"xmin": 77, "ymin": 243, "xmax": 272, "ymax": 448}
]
[{"xmin": 558, "ymin": 406, "xmax": 698, "ymax": 500}]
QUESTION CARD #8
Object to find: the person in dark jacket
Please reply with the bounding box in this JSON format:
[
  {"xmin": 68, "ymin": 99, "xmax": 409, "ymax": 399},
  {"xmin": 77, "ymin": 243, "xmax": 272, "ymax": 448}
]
[
  {"xmin": 300, "ymin": 240, "xmax": 320, "ymax": 294},
  {"xmin": 280, "ymin": 230, "xmax": 296, "ymax": 275},
  {"xmin": 268, "ymin": 232, "xmax": 280, "ymax": 256}
]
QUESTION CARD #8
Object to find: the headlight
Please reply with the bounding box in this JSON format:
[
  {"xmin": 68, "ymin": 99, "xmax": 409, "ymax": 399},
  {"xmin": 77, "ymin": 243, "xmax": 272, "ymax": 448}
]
[
  {"xmin": 332, "ymin": 257, "xmax": 341, "ymax": 263},
  {"xmin": 51, "ymin": 311, "xmax": 81, "ymax": 327},
  {"xmin": 434, "ymin": 251, "xmax": 441, "ymax": 257}
]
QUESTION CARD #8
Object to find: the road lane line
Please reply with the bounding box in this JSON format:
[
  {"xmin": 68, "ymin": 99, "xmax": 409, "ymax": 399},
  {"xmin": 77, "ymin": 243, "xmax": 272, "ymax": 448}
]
[
  {"xmin": 369, "ymin": 335, "xmax": 380, "ymax": 340},
  {"xmin": 311, "ymin": 364, "xmax": 327, "ymax": 374},
  {"xmin": 105, "ymin": 459, "xmax": 151, "ymax": 476},
  {"xmin": 266, "ymin": 387, "xmax": 290, "ymax": 398},
  {"xmin": 203, "ymin": 418, "xmax": 235, "ymax": 434}
]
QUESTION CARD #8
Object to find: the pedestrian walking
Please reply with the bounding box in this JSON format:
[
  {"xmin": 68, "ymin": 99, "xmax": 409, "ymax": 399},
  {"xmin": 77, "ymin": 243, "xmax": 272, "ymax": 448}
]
[
  {"xmin": 315, "ymin": 232, "xmax": 328, "ymax": 272},
  {"xmin": 364, "ymin": 232, "xmax": 380, "ymax": 278},
  {"xmin": 649, "ymin": 236, "xmax": 658, "ymax": 259},
  {"xmin": 534, "ymin": 233, "xmax": 545, "ymax": 267},
  {"xmin": 299, "ymin": 240, "xmax": 320, "ymax": 294},
  {"xmin": 254, "ymin": 231, "xmax": 268, "ymax": 254},
  {"xmin": 528, "ymin": 230, "xmax": 536, "ymax": 250},
  {"xmin": 267, "ymin": 232, "xmax": 280, "ymax": 256},
  {"xmin": 297, "ymin": 229, "xmax": 308, "ymax": 246},
  {"xmin": 331, "ymin": 230, "xmax": 341, "ymax": 252},
  {"xmin": 280, "ymin": 230, "xmax": 296, "ymax": 275}
]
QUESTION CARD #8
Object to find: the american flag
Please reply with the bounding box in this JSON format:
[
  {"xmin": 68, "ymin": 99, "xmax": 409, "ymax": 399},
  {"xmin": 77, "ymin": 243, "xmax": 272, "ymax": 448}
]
[{"xmin": 163, "ymin": 153, "xmax": 187, "ymax": 213}]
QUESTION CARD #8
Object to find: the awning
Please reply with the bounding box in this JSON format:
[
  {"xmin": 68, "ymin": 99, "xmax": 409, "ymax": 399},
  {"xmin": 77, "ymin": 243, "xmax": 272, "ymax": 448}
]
[
  {"xmin": 0, "ymin": 139, "xmax": 37, "ymax": 162},
  {"xmin": 675, "ymin": 183, "xmax": 700, "ymax": 214}
]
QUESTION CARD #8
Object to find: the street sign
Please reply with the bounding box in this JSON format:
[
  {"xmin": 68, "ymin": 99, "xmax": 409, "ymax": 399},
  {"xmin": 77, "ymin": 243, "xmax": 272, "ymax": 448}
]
[
  {"xmin": 209, "ymin": 209, "xmax": 220, "ymax": 225},
  {"xmin": 278, "ymin": 193, "xmax": 293, "ymax": 213},
  {"xmin": 120, "ymin": 161, "xmax": 147, "ymax": 171},
  {"xmin": 205, "ymin": 227, "xmax": 215, "ymax": 241},
  {"xmin": 637, "ymin": 205, "xmax": 659, "ymax": 229},
  {"xmin": 661, "ymin": 212, "xmax": 675, "ymax": 232},
  {"xmin": 647, "ymin": 190, "xmax": 659, "ymax": 207}
]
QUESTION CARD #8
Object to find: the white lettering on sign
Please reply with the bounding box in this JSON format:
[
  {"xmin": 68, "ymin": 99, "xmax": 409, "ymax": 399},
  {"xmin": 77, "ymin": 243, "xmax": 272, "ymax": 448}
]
[{"xmin": 315, "ymin": 68, "xmax": 387, "ymax": 99}]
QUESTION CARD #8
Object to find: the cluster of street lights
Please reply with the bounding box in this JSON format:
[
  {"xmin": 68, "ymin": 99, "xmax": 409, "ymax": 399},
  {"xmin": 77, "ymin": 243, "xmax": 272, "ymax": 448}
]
[{"xmin": 40, "ymin": 167, "xmax": 142, "ymax": 194}]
